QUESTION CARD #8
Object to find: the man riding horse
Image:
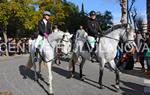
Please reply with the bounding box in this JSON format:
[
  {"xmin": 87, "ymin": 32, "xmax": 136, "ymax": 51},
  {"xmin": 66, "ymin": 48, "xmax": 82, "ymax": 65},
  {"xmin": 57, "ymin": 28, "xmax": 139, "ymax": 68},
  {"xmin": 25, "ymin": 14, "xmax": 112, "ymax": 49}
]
[
  {"xmin": 86, "ymin": 10, "xmax": 102, "ymax": 60},
  {"xmin": 34, "ymin": 11, "xmax": 52, "ymax": 56}
]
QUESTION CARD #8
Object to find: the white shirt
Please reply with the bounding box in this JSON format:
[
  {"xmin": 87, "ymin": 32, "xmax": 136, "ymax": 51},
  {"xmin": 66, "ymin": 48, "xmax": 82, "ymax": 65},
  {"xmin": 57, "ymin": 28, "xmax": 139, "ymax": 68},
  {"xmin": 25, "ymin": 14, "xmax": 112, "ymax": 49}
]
[{"xmin": 43, "ymin": 19, "xmax": 47, "ymax": 25}]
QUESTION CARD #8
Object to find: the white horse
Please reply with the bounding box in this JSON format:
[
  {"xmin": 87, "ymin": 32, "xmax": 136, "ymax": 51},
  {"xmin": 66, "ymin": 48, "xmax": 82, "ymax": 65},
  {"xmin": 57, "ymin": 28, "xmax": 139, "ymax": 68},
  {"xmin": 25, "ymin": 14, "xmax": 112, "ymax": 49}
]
[
  {"xmin": 69, "ymin": 24, "xmax": 135, "ymax": 90},
  {"xmin": 26, "ymin": 31, "xmax": 72, "ymax": 95},
  {"xmin": 54, "ymin": 32, "xmax": 73, "ymax": 65}
]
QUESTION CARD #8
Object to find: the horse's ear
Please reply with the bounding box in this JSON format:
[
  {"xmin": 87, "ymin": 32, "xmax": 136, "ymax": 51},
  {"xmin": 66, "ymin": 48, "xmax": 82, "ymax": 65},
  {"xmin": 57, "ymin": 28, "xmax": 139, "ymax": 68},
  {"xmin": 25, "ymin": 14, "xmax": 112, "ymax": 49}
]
[{"xmin": 69, "ymin": 34, "xmax": 73, "ymax": 39}]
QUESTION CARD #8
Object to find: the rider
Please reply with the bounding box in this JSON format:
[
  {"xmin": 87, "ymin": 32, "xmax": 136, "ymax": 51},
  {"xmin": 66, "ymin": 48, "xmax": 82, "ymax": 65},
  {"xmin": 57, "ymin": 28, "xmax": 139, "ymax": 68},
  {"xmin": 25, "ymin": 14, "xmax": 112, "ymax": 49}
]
[
  {"xmin": 34, "ymin": 11, "xmax": 52, "ymax": 55},
  {"xmin": 75, "ymin": 25, "xmax": 87, "ymax": 40},
  {"xmin": 74, "ymin": 25, "xmax": 87, "ymax": 52},
  {"xmin": 86, "ymin": 10, "xmax": 102, "ymax": 59}
]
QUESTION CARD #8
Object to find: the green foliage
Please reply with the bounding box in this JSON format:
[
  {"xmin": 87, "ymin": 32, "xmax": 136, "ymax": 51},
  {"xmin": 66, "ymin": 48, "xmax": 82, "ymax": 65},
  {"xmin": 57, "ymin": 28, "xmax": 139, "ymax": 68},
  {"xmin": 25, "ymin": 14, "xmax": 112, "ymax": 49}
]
[
  {"xmin": 97, "ymin": 11, "xmax": 113, "ymax": 30},
  {"xmin": 0, "ymin": 0, "xmax": 113, "ymax": 38}
]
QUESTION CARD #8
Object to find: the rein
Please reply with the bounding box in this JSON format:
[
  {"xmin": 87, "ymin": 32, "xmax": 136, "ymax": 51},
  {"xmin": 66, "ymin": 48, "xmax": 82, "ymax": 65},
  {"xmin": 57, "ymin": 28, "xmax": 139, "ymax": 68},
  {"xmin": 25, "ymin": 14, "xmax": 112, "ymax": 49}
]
[
  {"xmin": 99, "ymin": 34, "xmax": 120, "ymax": 41},
  {"xmin": 60, "ymin": 34, "xmax": 70, "ymax": 42}
]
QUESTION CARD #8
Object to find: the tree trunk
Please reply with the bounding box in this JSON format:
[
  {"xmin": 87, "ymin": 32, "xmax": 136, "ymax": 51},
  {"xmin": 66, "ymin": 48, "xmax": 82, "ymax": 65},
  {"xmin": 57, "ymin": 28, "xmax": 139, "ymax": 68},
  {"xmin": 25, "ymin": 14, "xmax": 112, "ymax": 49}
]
[
  {"xmin": 120, "ymin": 0, "xmax": 127, "ymax": 24},
  {"xmin": 147, "ymin": 0, "xmax": 150, "ymax": 35},
  {"xmin": 2, "ymin": 31, "xmax": 9, "ymax": 56}
]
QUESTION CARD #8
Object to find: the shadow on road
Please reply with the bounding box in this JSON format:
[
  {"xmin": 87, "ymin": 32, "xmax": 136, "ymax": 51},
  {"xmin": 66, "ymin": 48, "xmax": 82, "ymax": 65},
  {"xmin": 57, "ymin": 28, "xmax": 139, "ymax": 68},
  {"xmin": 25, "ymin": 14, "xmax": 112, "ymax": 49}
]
[
  {"xmin": 120, "ymin": 80, "xmax": 148, "ymax": 95},
  {"xmin": 18, "ymin": 65, "xmax": 149, "ymax": 95},
  {"xmin": 52, "ymin": 66, "xmax": 80, "ymax": 79},
  {"xmin": 18, "ymin": 65, "xmax": 50, "ymax": 95},
  {"xmin": 52, "ymin": 66, "xmax": 118, "ymax": 92},
  {"xmin": 121, "ymin": 67, "xmax": 150, "ymax": 79}
]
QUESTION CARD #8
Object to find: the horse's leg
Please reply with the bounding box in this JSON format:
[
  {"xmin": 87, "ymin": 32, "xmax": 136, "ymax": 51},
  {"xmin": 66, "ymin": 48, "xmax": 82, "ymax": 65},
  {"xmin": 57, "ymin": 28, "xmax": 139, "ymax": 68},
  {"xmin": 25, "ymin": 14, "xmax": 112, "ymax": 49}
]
[
  {"xmin": 71, "ymin": 59, "xmax": 75, "ymax": 78},
  {"xmin": 79, "ymin": 58, "xmax": 86, "ymax": 81},
  {"xmin": 99, "ymin": 68, "xmax": 104, "ymax": 89},
  {"xmin": 38, "ymin": 59, "xmax": 42, "ymax": 74},
  {"xmin": 109, "ymin": 60, "xmax": 120, "ymax": 90},
  {"xmin": 98, "ymin": 60, "xmax": 105, "ymax": 89},
  {"xmin": 68, "ymin": 53, "xmax": 76, "ymax": 78},
  {"xmin": 54, "ymin": 59, "xmax": 57, "ymax": 65},
  {"xmin": 115, "ymin": 68, "xmax": 120, "ymax": 90},
  {"xmin": 54, "ymin": 56, "xmax": 61, "ymax": 65},
  {"xmin": 33, "ymin": 61, "xmax": 38, "ymax": 81},
  {"xmin": 57, "ymin": 56, "xmax": 61, "ymax": 65},
  {"xmin": 47, "ymin": 62, "xmax": 54, "ymax": 95},
  {"xmin": 58, "ymin": 57, "xmax": 61, "ymax": 65}
]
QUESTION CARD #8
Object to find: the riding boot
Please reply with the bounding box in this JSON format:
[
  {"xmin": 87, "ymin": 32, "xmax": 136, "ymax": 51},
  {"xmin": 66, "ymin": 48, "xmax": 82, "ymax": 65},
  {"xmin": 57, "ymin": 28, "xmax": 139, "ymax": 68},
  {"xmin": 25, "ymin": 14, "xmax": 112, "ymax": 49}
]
[
  {"xmin": 34, "ymin": 48, "xmax": 39, "ymax": 57},
  {"xmin": 90, "ymin": 48, "xmax": 96, "ymax": 61}
]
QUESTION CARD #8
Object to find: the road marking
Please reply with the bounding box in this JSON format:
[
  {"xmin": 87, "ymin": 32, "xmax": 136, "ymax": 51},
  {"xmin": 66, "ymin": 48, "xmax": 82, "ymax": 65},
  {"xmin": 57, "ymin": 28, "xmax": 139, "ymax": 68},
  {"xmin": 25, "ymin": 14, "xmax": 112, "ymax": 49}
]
[
  {"xmin": 144, "ymin": 87, "xmax": 150, "ymax": 93},
  {"xmin": 144, "ymin": 79, "xmax": 150, "ymax": 84},
  {"xmin": 144, "ymin": 79, "xmax": 150, "ymax": 93}
]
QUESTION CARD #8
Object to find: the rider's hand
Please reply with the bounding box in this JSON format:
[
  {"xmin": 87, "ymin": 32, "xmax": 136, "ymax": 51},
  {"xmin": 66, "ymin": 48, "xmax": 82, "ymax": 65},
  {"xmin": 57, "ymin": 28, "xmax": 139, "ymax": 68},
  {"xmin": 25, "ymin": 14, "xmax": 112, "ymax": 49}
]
[{"xmin": 44, "ymin": 32, "xmax": 49, "ymax": 38}]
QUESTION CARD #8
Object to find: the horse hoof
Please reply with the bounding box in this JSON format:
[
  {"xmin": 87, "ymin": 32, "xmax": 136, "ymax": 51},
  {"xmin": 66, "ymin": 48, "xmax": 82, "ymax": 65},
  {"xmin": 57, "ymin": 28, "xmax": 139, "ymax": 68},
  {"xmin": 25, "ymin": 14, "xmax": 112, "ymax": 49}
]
[
  {"xmin": 66, "ymin": 74, "xmax": 74, "ymax": 79},
  {"xmin": 34, "ymin": 79, "xmax": 38, "ymax": 82},
  {"xmin": 49, "ymin": 93, "xmax": 54, "ymax": 95},
  {"xmin": 37, "ymin": 71, "xmax": 41, "ymax": 74},
  {"xmin": 66, "ymin": 76, "xmax": 71, "ymax": 79},
  {"xmin": 114, "ymin": 85, "xmax": 120, "ymax": 90},
  {"xmin": 59, "ymin": 61, "xmax": 61, "ymax": 65},
  {"xmin": 99, "ymin": 85, "xmax": 104, "ymax": 89},
  {"xmin": 71, "ymin": 74, "xmax": 75, "ymax": 78},
  {"xmin": 80, "ymin": 77, "xmax": 84, "ymax": 81},
  {"xmin": 23, "ymin": 76, "xmax": 27, "ymax": 79}
]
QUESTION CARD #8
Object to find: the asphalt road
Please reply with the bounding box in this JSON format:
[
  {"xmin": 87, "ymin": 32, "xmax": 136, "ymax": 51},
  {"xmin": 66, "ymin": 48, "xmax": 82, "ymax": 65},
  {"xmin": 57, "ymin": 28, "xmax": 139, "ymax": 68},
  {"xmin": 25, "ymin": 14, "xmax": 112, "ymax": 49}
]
[{"xmin": 0, "ymin": 54, "xmax": 149, "ymax": 95}]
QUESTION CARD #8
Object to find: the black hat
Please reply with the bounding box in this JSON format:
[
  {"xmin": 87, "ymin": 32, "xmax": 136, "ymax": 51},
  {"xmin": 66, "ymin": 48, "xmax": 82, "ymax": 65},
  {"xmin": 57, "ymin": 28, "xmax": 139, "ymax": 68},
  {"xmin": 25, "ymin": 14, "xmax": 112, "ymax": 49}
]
[{"xmin": 89, "ymin": 11, "xmax": 96, "ymax": 16}]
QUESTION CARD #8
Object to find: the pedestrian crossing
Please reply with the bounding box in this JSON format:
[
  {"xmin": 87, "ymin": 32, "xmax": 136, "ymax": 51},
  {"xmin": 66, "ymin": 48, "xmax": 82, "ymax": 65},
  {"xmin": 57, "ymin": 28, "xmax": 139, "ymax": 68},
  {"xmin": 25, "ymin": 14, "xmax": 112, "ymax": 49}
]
[{"xmin": 144, "ymin": 79, "xmax": 150, "ymax": 93}]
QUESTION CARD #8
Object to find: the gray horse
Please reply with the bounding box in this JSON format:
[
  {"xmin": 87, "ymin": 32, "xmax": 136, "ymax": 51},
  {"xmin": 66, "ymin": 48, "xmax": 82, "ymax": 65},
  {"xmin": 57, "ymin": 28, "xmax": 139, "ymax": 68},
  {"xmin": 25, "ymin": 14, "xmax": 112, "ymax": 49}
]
[
  {"xmin": 26, "ymin": 31, "xmax": 72, "ymax": 95},
  {"xmin": 69, "ymin": 24, "xmax": 135, "ymax": 90}
]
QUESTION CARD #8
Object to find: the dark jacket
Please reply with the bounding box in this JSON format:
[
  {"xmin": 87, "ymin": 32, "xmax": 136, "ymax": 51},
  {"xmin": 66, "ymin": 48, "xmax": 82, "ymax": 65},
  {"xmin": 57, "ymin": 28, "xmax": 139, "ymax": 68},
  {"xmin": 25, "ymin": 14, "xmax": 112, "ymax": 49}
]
[
  {"xmin": 38, "ymin": 19, "xmax": 51, "ymax": 36},
  {"xmin": 86, "ymin": 18, "xmax": 102, "ymax": 37}
]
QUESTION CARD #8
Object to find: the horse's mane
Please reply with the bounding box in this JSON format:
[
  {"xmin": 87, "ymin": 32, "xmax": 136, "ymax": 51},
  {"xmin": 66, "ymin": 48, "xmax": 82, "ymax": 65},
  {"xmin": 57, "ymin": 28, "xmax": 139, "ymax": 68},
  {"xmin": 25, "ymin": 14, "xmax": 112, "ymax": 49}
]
[
  {"xmin": 103, "ymin": 24, "xmax": 127, "ymax": 35},
  {"xmin": 47, "ymin": 31, "xmax": 64, "ymax": 42}
]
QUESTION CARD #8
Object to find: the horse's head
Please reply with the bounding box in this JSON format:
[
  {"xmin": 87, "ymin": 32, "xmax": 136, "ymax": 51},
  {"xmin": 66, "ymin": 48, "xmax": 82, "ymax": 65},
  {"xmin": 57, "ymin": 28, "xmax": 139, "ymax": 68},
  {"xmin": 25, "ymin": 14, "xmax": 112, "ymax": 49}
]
[
  {"xmin": 62, "ymin": 32, "xmax": 73, "ymax": 42},
  {"xmin": 120, "ymin": 25, "xmax": 135, "ymax": 43},
  {"xmin": 58, "ymin": 32, "xmax": 73, "ymax": 55}
]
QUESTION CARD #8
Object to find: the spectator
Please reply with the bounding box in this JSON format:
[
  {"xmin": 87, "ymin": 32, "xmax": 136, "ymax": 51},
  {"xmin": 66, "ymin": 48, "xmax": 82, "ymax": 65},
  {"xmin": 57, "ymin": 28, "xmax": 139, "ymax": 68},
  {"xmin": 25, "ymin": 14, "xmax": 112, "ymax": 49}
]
[{"xmin": 144, "ymin": 36, "xmax": 150, "ymax": 76}]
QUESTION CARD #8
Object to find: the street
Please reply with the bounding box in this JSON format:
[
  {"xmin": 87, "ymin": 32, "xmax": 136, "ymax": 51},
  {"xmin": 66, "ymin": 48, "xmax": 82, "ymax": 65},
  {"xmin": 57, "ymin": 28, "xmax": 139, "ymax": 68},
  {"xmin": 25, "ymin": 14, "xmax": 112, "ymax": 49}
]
[{"xmin": 0, "ymin": 54, "xmax": 149, "ymax": 95}]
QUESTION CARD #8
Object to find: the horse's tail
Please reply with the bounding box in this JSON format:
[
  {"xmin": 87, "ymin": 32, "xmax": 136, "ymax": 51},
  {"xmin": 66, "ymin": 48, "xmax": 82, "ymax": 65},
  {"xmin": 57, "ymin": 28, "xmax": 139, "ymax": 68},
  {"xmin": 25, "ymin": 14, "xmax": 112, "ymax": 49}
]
[{"xmin": 26, "ymin": 54, "xmax": 33, "ymax": 69}]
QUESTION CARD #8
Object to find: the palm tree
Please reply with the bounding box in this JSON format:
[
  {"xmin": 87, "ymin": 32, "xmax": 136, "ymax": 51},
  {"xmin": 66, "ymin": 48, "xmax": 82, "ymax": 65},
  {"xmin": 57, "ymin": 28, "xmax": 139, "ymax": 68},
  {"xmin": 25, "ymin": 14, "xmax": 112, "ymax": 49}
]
[
  {"xmin": 147, "ymin": 0, "xmax": 150, "ymax": 34},
  {"xmin": 120, "ymin": 0, "xmax": 127, "ymax": 24}
]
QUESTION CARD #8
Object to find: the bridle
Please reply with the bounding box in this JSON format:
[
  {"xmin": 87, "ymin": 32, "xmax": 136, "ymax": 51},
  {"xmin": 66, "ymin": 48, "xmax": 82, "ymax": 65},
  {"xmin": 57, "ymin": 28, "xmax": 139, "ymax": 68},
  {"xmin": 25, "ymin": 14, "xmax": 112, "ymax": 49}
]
[
  {"xmin": 60, "ymin": 34, "xmax": 70, "ymax": 42},
  {"xmin": 57, "ymin": 34, "xmax": 72, "ymax": 56}
]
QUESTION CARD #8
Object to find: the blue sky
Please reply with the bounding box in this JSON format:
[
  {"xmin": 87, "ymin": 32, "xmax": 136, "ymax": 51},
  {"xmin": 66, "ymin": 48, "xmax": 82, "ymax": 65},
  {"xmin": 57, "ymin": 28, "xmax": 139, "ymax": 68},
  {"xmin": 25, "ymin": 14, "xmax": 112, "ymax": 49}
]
[{"xmin": 67, "ymin": 0, "xmax": 146, "ymax": 23}]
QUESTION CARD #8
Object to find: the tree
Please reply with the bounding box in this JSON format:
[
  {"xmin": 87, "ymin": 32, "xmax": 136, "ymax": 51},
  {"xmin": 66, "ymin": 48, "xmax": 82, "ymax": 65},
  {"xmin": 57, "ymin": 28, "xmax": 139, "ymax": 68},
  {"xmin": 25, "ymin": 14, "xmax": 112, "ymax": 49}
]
[
  {"xmin": 62, "ymin": 1, "xmax": 80, "ymax": 32},
  {"xmin": 0, "ymin": 0, "xmax": 36, "ymax": 56},
  {"xmin": 0, "ymin": 1, "xmax": 11, "ymax": 56},
  {"xmin": 97, "ymin": 11, "xmax": 113, "ymax": 31},
  {"xmin": 79, "ymin": 2, "xmax": 88, "ymax": 27},
  {"xmin": 147, "ymin": 0, "xmax": 150, "ymax": 35},
  {"xmin": 120, "ymin": 0, "xmax": 127, "ymax": 24}
]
